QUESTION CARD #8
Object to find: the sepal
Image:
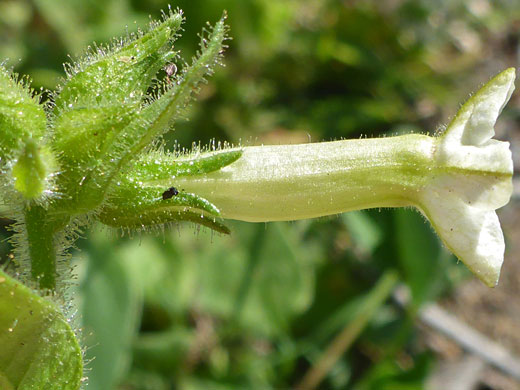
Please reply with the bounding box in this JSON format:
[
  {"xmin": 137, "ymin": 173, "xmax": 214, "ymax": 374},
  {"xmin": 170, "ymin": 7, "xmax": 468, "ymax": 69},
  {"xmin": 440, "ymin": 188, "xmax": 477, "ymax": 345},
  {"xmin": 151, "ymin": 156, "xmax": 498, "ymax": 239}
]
[
  {"xmin": 53, "ymin": 9, "xmax": 183, "ymax": 112},
  {"xmin": 98, "ymin": 148, "xmax": 241, "ymax": 234},
  {"xmin": 125, "ymin": 12, "xmax": 229, "ymax": 154},
  {"xmin": 49, "ymin": 12, "xmax": 228, "ymax": 215}
]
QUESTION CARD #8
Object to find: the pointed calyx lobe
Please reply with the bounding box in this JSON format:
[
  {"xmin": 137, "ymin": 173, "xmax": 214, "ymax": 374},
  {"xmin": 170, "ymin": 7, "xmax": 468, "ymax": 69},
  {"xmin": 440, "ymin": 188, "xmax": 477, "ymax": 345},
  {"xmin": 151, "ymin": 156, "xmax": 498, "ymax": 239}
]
[
  {"xmin": 418, "ymin": 68, "xmax": 515, "ymax": 287},
  {"xmin": 99, "ymin": 148, "xmax": 242, "ymax": 234}
]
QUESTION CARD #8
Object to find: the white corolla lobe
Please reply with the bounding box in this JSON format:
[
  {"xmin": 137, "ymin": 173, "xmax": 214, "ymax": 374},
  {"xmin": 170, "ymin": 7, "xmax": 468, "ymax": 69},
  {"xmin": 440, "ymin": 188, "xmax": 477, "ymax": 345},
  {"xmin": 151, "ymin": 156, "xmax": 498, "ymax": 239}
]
[{"xmin": 418, "ymin": 68, "xmax": 515, "ymax": 286}]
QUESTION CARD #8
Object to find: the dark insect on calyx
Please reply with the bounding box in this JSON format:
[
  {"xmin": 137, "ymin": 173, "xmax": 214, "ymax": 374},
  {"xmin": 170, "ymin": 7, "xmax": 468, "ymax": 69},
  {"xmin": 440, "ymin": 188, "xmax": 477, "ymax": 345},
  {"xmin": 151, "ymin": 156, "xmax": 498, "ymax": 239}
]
[{"xmin": 162, "ymin": 187, "xmax": 179, "ymax": 200}]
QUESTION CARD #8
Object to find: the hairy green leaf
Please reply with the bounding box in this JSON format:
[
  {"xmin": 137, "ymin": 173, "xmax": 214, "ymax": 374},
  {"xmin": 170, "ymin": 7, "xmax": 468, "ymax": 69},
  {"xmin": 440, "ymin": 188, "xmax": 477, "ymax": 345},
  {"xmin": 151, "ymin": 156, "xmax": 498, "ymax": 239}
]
[{"xmin": 0, "ymin": 269, "xmax": 82, "ymax": 389}]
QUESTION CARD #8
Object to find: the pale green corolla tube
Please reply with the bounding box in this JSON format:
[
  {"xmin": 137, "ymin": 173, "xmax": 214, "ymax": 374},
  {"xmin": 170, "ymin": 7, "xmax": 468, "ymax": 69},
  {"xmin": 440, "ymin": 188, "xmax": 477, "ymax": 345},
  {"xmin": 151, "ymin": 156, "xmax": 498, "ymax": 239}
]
[{"xmin": 170, "ymin": 68, "xmax": 515, "ymax": 287}]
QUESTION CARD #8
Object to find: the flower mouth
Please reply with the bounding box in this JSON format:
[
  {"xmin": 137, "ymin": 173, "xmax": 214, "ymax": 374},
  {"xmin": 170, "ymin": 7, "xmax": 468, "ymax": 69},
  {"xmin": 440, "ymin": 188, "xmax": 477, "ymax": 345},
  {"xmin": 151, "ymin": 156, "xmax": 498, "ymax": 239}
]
[{"xmin": 417, "ymin": 68, "xmax": 515, "ymax": 287}]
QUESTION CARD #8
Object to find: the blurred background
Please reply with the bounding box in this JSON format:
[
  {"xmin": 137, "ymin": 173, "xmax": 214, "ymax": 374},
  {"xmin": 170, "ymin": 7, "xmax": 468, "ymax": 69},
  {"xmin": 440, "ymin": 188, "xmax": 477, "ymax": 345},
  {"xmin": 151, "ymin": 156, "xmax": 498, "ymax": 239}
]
[{"xmin": 1, "ymin": 0, "xmax": 520, "ymax": 389}]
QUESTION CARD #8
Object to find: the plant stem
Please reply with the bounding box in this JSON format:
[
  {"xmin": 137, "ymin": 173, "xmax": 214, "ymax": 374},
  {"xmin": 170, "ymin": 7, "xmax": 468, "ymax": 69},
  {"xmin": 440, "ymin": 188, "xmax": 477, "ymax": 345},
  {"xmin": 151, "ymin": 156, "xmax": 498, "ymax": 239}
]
[{"xmin": 24, "ymin": 205, "xmax": 58, "ymax": 290}]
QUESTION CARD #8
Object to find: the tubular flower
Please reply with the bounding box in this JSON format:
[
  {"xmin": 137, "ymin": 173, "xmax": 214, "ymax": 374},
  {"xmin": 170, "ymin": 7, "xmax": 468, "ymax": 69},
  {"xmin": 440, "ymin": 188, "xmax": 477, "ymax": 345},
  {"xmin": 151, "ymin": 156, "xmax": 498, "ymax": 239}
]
[{"xmin": 116, "ymin": 68, "xmax": 514, "ymax": 287}]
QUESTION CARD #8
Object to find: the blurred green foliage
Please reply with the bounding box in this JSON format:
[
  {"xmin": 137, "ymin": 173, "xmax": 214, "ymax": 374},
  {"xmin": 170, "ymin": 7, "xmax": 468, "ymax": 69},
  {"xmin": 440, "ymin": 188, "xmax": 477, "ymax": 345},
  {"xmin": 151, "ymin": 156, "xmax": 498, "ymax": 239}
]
[{"xmin": 1, "ymin": 0, "xmax": 518, "ymax": 388}]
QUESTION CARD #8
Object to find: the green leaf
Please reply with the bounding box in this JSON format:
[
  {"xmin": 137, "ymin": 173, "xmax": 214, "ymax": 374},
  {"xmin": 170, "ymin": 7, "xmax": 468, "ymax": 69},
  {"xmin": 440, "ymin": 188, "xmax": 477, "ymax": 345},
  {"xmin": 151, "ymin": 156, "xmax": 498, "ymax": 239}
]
[
  {"xmin": 127, "ymin": 222, "xmax": 317, "ymax": 337},
  {"xmin": 393, "ymin": 209, "xmax": 443, "ymax": 306},
  {"xmin": 342, "ymin": 211, "xmax": 383, "ymax": 254},
  {"xmin": 79, "ymin": 232, "xmax": 143, "ymax": 390},
  {"xmin": 0, "ymin": 269, "xmax": 82, "ymax": 389},
  {"xmin": 189, "ymin": 222, "xmax": 317, "ymax": 336}
]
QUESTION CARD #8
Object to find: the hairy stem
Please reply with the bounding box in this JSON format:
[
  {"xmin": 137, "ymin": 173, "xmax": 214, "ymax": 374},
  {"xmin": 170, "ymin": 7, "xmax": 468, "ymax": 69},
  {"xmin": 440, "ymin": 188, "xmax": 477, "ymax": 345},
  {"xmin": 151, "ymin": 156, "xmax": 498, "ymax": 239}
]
[{"xmin": 24, "ymin": 205, "xmax": 60, "ymax": 290}]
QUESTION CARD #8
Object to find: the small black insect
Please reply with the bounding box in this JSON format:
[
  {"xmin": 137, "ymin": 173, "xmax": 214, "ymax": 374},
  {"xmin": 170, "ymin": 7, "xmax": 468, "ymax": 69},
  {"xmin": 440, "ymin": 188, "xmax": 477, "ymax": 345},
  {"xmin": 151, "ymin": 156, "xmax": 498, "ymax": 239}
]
[{"xmin": 162, "ymin": 186, "xmax": 179, "ymax": 200}]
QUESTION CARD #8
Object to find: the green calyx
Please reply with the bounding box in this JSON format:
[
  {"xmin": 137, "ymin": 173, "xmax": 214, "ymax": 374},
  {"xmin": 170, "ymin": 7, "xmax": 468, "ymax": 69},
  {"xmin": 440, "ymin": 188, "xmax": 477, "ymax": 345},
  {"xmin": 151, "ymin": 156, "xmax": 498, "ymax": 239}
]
[
  {"xmin": 1, "ymin": 10, "xmax": 231, "ymax": 293},
  {"xmin": 49, "ymin": 9, "xmax": 228, "ymax": 215}
]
